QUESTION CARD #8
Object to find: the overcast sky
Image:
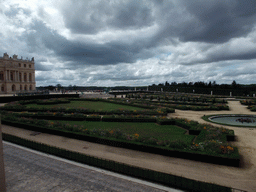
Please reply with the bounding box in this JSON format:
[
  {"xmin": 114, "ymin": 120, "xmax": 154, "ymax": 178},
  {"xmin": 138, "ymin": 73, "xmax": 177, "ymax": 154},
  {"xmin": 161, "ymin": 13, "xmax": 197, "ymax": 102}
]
[{"xmin": 1, "ymin": 0, "xmax": 256, "ymax": 87}]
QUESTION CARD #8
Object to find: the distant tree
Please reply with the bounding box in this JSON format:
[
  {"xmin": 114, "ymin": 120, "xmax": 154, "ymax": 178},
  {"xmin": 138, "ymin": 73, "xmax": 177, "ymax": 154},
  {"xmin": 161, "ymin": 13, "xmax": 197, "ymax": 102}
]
[
  {"xmin": 68, "ymin": 85, "xmax": 73, "ymax": 90},
  {"xmin": 171, "ymin": 82, "xmax": 177, "ymax": 86},
  {"xmin": 180, "ymin": 82, "xmax": 188, "ymax": 87},
  {"xmin": 208, "ymin": 81, "xmax": 212, "ymax": 88},
  {"xmin": 231, "ymin": 80, "xmax": 237, "ymax": 89},
  {"xmin": 45, "ymin": 85, "xmax": 55, "ymax": 91},
  {"xmin": 231, "ymin": 80, "xmax": 240, "ymax": 89},
  {"xmin": 56, "ymin": 84, "xmax": 62, "ymax": 90},
  {"xmin": 165, "ymin": 81, "xmax": 170, "ymax": 86}
]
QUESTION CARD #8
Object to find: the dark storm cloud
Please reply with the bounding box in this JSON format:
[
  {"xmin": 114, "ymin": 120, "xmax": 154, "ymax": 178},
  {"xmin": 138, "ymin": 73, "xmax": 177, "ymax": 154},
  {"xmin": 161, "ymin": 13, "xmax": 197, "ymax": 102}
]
[
  {"xmin": 24, "ymin": 20, "xmax": 154, "ymax": 66},
  {"xmin": 60, "ymin": 0, "xmax": 154, "ymax": 34},
  {"xmin": 21, "ymin": 0, "xmax": 256, "ymax": 68},
  {"xmin": 208, "ymin": 50, "xmax": 256, "ymax": 63},
  {"xmin": 223, "ymin": 67, "xmax": 256, "ymax": 77},
  {"xmin": 158, "ymin": 0, "xmax": 256, "ymax": 44},
  {"xmin": 35, "ymin": 59, "xmax": 52, "ymax": 71}
]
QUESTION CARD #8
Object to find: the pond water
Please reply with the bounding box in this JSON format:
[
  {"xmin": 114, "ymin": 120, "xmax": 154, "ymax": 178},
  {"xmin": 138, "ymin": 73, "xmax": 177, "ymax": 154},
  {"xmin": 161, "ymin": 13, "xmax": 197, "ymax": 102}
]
[{"xmin": 209, "ymin": 115, "xmax": 256, "ymax": 126}]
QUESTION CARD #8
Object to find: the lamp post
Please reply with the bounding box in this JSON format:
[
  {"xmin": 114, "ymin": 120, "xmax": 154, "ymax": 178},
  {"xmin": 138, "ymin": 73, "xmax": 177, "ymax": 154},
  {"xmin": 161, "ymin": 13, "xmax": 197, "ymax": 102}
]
[{"xmin": 0, "ymin": 120, "xmax": 6, "ymax": 192}]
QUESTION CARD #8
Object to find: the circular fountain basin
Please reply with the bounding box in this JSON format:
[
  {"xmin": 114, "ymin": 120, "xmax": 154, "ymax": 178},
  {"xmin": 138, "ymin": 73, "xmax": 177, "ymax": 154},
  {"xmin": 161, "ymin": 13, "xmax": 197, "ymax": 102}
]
[{"xmin": 208, "ymin": 115, "xmax": 256, "ymax": 127}]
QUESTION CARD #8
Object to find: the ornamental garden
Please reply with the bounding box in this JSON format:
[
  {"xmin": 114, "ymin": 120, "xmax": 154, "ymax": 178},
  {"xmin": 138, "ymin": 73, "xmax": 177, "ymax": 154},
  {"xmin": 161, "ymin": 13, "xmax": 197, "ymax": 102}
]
[{"xmin": 0, "ymin": 93, "xmax": 240, "ymax": 166}]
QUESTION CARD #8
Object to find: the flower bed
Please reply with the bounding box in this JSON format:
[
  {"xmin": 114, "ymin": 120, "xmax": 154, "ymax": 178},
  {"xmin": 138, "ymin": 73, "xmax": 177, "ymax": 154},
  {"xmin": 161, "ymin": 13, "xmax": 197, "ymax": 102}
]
[
  {"xmin": 102, "ymin": 115, "xmax": 157, "ymax": 122},
  {"xmin": 36, "ymin": 98, "xmax": 70, "ymax": 105},
  {"xmin": 0, "ymin": 100, "xmax": 171, "ymax": 116},
  {"xmin": 112, "ymin": 96, "xmax": 229, "ymax": 111}
]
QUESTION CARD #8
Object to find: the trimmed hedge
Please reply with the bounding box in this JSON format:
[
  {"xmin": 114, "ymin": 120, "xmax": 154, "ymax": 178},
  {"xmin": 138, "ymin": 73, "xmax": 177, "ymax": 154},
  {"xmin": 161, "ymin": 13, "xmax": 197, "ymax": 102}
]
[
  {"xmin": 0, "ymin": 105, "xmax": 168, "ymax": 116},
  {"xmin": 0, "ymin": 94, "xmax": 79, "ymax": 103},
  {"xmin": 2, "ymin": 133, "xmax": 232, "ymax": 192}
]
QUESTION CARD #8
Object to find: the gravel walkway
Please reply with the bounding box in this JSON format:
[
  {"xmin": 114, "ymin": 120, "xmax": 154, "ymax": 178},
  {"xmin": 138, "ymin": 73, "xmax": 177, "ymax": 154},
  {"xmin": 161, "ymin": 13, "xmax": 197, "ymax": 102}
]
[{"xmin": 3, "ymin": 142, "xmax": 181, "ymax": 192}]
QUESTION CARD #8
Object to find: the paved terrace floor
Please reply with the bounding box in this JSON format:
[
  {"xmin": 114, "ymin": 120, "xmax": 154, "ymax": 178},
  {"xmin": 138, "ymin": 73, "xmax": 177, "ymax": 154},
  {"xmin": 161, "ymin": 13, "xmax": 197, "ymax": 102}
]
[
  {"xmin": 1, "ymin": 101, "xmax": 256, "ymax": 191},
  {"xmin": 3, "ymin": 142, "xmax": 180, "ymax": 192}
]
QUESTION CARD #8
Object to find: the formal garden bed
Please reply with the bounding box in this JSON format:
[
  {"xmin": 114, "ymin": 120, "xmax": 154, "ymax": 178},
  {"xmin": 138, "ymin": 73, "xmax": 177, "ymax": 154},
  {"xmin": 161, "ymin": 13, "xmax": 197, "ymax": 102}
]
[
  {"xmin": 0, "ymin": 98, "xmax": 174, "ymax": 115},
  {"xmin": 0, "ymin": 98, "xmax": 239, "ymax": 166},
  {"xmin": 109, "ymin": 94, "xmax": 229, "ymax": 111},
  {"xmin": 240, "ymin": 99, "xmax": 256, "ymax": 111}
]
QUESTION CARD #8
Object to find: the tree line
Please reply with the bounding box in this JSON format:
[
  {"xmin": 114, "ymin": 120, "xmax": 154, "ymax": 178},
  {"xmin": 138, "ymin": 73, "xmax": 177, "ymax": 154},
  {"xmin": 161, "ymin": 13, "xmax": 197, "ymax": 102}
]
[{"xmin": 149, "ymin": 80, "xmax": 256, "ymax": 96}]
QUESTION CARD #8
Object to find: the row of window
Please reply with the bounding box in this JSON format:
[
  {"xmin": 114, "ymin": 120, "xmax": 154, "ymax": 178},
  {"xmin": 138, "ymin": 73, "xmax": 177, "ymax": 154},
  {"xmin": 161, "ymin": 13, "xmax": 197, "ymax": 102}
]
[
  {"xmin": 0, "ymin": 71, "xmax": 33, "ymax": 82},
  {"xmin": 1, "ymin": 84, "xmax": 33, "ymax": 92},
  {"xmin": 18, "ymin": 63, "xmax": 32, "ymax": 68}
]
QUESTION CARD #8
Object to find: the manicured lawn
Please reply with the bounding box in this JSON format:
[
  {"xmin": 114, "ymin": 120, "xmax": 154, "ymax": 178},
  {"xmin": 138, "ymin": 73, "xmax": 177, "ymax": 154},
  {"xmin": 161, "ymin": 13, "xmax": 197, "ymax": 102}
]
[
  {"xmin": 51, "ymin": 120, "xmax": 195, "ymax": 142},
  {"xmin": 26, "ymin": 101, "xmax": 144, "ymax": 111}
]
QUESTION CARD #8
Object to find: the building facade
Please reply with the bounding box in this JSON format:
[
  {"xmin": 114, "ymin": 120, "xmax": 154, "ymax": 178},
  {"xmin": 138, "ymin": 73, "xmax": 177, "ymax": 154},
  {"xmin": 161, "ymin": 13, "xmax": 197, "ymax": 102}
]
[{"xmin": 0, "ymin": 53, "xmax": 36, "ymax": 94}]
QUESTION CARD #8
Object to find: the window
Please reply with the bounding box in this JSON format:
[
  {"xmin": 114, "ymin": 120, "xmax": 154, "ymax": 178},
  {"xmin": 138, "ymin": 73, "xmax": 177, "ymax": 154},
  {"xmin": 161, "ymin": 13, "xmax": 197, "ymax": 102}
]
[
  {"xmin": 1, "ymin": 85, "xmax": 4, "ymax": 92},
  {"xmin": 24, "ymin": 73, "xmax": 27, "ymax": 82},
  {"xmin": 29, "ymin": 85, "xmax": 32, "ymax": 90},
  {"xmin": 29, "ymin": 73, "xmax": 32, "ymax": 82},
  {"xmin": 20, "ymin": 85, "xmax": 22, "ymax": 91},
  {"xmin": 10, "ymin": 71, "xmax": 14, "ymax": 81},
  {"xmin": 24, "ymin": 85, "xmax": 27, "ymax": 91},
  {"xmin": 19, "ymin": 72, "xmax": 22, "ymax": 82},
  {"xmin": 29, "ymin": 64, "xmax": 31, "ymax": 68},
  {"xmin": 24, "ymin": 64, "xmax": 26, "ymax": 68},
  {"xmin": 0, "ymin": 71, "xmax": 3, "ymax": 81},
  {"xmin": 12, "ymin": 84, "xmax": 16, "ymax": 91},
  {"xmin": 19, "ymin": 63, "xmax": 21, "ymax": 67}
]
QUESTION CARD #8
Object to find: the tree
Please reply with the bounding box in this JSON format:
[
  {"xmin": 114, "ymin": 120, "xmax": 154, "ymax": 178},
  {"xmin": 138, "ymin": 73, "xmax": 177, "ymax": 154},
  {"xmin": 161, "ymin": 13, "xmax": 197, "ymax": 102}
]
[
  {"xmin": 165, "ymin": 81, "xmax": 170, "ymax": 86},
  {"xmin": 208, "ymin": 81, "xmax": 212, "ymax": 88},
  {"xmin": 231, "ymin": 80, "xmax": 238, "ymax": 89},
  {"xmin": 56, "ymin": 84, "xmax": 62, "ymax": 90},
  {"xmin": 188, "ymin": 82, "xmax": 194, "ymax": 86},
  {"xmin": 171, "ymin": 82, "xmax": 177, "ymax": 86},
  {"xmin": 45, "ymin": 85, "xmax": 55, "ymax": 91},
  {"xmin": 212, "ymin": 81, "xmax": 217, "ymax": 88},
  {"xmin": 68, "ymin": 85, "xmax": 73, "ymax": 90}
]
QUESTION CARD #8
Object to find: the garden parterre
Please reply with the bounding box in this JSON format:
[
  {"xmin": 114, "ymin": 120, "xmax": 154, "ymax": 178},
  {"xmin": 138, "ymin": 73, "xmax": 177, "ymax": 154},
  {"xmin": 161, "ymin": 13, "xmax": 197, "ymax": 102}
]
[{"xmin": 0, "ymin": 97, "xmax": 239, "ymax": 162}]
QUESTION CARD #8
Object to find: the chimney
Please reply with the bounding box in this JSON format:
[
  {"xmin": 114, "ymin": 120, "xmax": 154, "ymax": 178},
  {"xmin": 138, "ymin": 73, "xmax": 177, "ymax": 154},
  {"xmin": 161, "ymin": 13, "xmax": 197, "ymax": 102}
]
[{"xmin": 13, "ymin": 54, "xmax": 18, "ymax": 60}]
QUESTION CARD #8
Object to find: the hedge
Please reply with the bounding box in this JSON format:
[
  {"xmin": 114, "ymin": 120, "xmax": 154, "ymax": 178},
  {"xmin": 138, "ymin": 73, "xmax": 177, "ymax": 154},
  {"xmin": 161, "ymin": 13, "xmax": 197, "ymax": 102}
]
[{"xmin": 0, "ymin": 94, "xmax": 79, "ymax": 103}]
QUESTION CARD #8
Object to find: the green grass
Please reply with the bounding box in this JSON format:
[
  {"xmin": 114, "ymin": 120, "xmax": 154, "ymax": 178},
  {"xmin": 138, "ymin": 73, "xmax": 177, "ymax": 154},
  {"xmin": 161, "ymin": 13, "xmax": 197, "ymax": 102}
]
[
  {"xmin": 51, "ymin": 120, "xmax": 195, "ymax": 142},
  {"xmin": 26, "ymin": 101, "xmax": 145, "ymax": 111}
]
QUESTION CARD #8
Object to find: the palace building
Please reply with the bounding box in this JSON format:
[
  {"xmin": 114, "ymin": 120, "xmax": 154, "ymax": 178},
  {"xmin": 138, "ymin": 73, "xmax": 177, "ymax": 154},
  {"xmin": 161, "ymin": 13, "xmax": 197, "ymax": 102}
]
[{"xmin": 0, "ymin": 53, "xmax": 36, "ymax": 94}]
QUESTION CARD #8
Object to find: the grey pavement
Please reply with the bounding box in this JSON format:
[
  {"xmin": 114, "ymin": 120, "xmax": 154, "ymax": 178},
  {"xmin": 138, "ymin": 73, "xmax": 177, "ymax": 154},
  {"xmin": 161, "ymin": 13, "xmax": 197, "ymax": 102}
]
[{"xmin": 3, "ymin": 142, "xmax": 184, "ymax": 192}]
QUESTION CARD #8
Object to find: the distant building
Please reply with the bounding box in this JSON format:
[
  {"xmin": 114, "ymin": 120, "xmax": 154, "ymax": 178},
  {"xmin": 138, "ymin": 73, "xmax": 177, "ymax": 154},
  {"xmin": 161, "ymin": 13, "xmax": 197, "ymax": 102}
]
[{"xmin": 0, "ymin": 53, "xmax": 36, "ymax": 94}]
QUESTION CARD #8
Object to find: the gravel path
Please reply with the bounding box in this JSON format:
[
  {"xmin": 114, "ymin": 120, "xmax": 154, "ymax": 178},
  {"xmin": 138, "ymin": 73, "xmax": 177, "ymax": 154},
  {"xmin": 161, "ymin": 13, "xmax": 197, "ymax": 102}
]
[{"xmin": 3, "ymin": 142, "xmax": 180, "ymax": 192}]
